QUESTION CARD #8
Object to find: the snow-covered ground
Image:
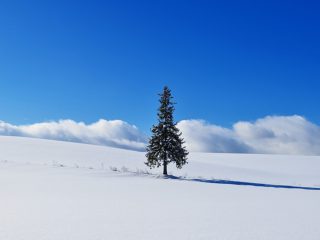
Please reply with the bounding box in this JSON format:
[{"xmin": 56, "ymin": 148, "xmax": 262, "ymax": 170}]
[{"xmin": 1, "ymin": 136, "xmax": 320, "ymax": 240}]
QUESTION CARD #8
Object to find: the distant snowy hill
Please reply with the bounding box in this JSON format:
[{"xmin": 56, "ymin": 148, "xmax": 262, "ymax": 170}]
[{"xmin": 1, "ymin": 136, "xmax": 320, "ymax": 240}]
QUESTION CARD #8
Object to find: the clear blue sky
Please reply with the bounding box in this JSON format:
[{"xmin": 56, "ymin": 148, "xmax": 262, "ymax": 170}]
[{"xmin": 0, "ymin": 0, "xmax": 319, "ymax": 132}]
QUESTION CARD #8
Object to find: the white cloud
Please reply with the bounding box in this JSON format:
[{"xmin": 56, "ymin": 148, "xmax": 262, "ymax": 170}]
[
  {"xmin": 0, "ymin": 119, "xmax": 148, "ymax": 151},
  {"xmin": 177, "ymin": 120, "xmax": 251, "ymax": 153},
  {"xmin": 233, "ymin": 115, "xmax": 320, "ymax": 155},
  {"xmin": 0, "ymin": 115, "xmax": 319, "ymax": 155},
  {"xmin": 178, "ymin": 115, "xmax": 320, "ymax": 155}
]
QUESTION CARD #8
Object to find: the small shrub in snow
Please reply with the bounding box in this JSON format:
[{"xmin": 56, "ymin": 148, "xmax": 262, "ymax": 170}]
[
  {"xmin": 135, "ymin": 168, "xmax": 151, "ymax": 175},
  {"xmin": 109, "ymin": 166, "xmax": 118, "ymax": 172},
  {"xmin": 121, "ymin": 166, "xmax": 129, "ymax": 172}
]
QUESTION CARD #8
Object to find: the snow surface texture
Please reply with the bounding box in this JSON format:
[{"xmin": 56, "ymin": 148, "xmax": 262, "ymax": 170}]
[{"xmin": 1, "ymin": 136, "xmax": 320, "ymax": 240}]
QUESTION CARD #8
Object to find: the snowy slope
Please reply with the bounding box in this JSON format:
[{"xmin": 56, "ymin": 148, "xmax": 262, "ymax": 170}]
[
  {"xmin": 0, "ymin": 136, "xmax": 319, "ymax": 186},
  {"xmin": 1, "ymin": 136, "xmax": 320, "ymax": 240}
]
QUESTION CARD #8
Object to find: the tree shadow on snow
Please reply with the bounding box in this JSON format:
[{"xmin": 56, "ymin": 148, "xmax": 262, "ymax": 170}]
[{"xmin": 164, "ymin": 175, "xmax": 320, "ymax": 191}]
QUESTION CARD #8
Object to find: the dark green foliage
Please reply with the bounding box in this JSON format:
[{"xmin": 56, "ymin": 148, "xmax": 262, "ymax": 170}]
[{"xmin": 145, "ymin": 86, "xmax": 189, "ymax": 175}]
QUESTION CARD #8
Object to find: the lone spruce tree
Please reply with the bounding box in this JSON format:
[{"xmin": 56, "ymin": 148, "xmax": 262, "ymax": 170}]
[{"xmin": 146, "ymin": 86, "xmax": 188, "ymax": 175}]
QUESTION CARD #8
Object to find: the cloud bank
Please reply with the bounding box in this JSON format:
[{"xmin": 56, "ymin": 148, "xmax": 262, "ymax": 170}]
[
  {"xmin": 0, "ymin": 119, "xmax": 148, "ymax": 151},
  {"xmin": 0, "ymin": 115, "xmax": 319, "ymax": 155},
  {"xmin": 178, "ymin": 115, "xmax": 320, "ymax": 155}
]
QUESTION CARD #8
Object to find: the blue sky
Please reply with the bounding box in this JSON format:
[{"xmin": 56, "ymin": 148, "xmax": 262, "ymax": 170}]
[{"xmin": 0, "ymin": 0, "xmax": 319, "ymax": 132}]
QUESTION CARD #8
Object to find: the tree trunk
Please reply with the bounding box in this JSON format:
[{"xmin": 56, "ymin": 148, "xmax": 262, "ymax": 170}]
[{"xmin": 163, "ymin": 161, "xmax": 168, "ymax": 175}]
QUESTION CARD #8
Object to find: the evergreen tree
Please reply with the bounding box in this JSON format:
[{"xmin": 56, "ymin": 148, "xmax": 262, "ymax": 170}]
[{"xmin": 145, "ymin": 86, "xmax": 188, "ymax": 175}]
